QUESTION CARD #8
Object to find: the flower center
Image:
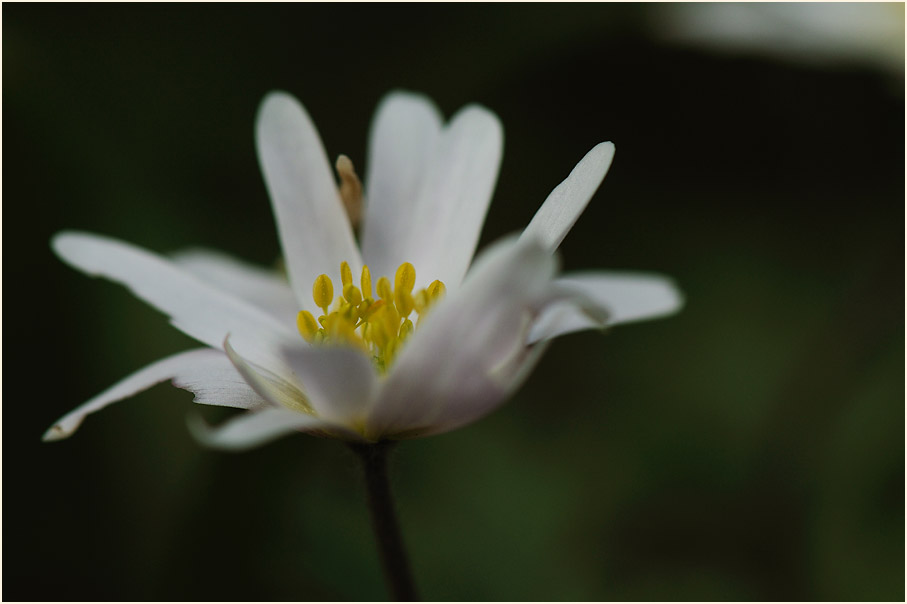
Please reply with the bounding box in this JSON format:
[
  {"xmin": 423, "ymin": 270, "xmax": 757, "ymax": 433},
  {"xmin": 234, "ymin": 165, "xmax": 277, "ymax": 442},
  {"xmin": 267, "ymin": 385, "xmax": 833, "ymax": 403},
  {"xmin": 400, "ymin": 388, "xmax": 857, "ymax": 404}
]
[{"xmin": 296, "ymin": 261, "xmax": 446, "ymax": 373}]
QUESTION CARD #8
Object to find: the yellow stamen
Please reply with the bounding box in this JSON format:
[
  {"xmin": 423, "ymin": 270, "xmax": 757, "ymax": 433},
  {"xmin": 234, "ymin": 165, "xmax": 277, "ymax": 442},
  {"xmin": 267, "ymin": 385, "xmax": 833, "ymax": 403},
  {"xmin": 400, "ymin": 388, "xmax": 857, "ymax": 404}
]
[
  {"xmin": 340, "ymin": 261, "xmax": 353, "ymax": 289},
  {"xmin": 361, "ymin": 265, "xmax": 373, "ymax": 299},
  {"xmin": 313, "ymin": 274, "xmax": 334, "ymax": 314},
  {"xmin": 384, "ymin": 337, "xmax": 401, "ymax": 367},
  {"xmin": 428, "ymin": 280, "xmax": 446, "ymax": 301},
  {"xmin": 394, "ymin": 262, "xmax": 416, "ymax": 294},
  {"xmin": 395, "ymin": 288, "xmax": 414, "ymax": 318},
  {"xmin": 363, "ymin": 297, "xmax": 383, "ymax": 314},
  {"xmin": 343, "ymin": 283, "xmax": 362, "ymax": 306},
  {"xmin": 414, "ymin": 289, "xmax": 429, "ymax": 314},
  {"xmin": 376, "ymin": 276, "xmax": 392, "ymax": 301},
  {"xmin": 299, "ymin": 261, "xmax": 446, "ymax": 372},
  {"xmin": 296, "ymin": 310, "xmax": 319, "ymax": 342},
  {"xmin": 399, "ymin": 318, "xmax": 414, "ymax": 340}
]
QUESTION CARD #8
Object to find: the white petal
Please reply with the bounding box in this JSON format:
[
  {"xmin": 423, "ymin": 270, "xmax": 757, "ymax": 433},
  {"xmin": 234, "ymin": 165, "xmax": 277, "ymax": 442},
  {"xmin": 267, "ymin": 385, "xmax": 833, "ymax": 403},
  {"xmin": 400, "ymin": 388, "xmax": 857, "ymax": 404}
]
[
  {"xmin": 529, "ymin": 271, "xmax": 684, "ymax": 342},
  {"xmin": 520, "ymin": 142, "xmax": 615, "ymax": 251},
  {"xmin": 365, "ymin": 236, "xmax": 556, "ymax": 439},
  {"xmin": 256, "ymin": 92, "xmax": 363, "ymax": 312},
  {"xmin": 43, "ymin": 348, "xmax": 258, "ymax": 441},
  {"xmin": 171, "ymin": 351, "xmax": 269, "ymax": 410},
  {"xmin": 280, "ymin": 345, "xmax": 377, "ymax": 426},
  {"xmin": 52, "ymin": 232, "xmax": 297, "ymax": 376},
  {"xmin": 188, "ymin": 407, "xmax": 334, "ymax": 451},
  {"xmin": 171, "ymin": 247, "xmax": 299, "ymax": 324},
  {"xmin": 361, "ymin": 91, "xmax": 444, "ymax": 281},
  {"xmin": 398, "ymin": 104, "xmax": 503, "ymax": 290},
  {"xmin": 223, "ymin": 337, "xmax": 309, "ymax": 414}
]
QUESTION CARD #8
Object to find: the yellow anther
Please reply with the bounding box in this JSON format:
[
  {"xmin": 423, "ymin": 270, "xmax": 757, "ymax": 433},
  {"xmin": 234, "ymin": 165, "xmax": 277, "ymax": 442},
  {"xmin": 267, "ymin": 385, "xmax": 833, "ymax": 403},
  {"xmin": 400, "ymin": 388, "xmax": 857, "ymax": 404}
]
[
  {"xmin": 296, "ymin": 310, "xmax": 319, "ymax": 342},
  {"xmin": 395, "ymin": 262, "xmax": 416, "ymax": 294},
  {"xmin": 361, "ymin": 298, "xmax": 385, "ymax": 321},
  {"xmin": 325, "ymin": 313, "xmax": 339, "ymax": 332},
  {"xmin": 376, "ymin": 276, "xmax": 392, "ymax": 301},
  {"xmin": 395, "ymin": 288, "xmax": 414, "ymax": 318},
  {"xmin": 324, "ymin": 312, "xmax": 359, "ymax": 344},
  {"xmin": 371, "ymin": 303, "xmax": 400, "ymax": 345},
  {"xmin": 428, "ymin": 280, "xmax": 446, "ymax": 301},
  {"xmin": 383, "ymin": 303, "xmax": 400, "ymax": 330},
  {"xmin": 340, "ymin": 261, "xmax": 353, "ymax": 289},
  {"xmin": 399, "ymin": 318, "xmax": 414, "ymax": 340},
  {"xmin": 414, "ymin": 290, "xmax": 429, "ymax": 313},
  {"xmin": 361, "ymin": 265, "xmax": 373, "ymax": 299},
  {"xmin": 343, "ymin": 283, "xmax": 362, "ymax": 306},
  {"xmin": 313, "ymin": 274, "xmax": 334, "ymax": 314},
  {"xmin": 300, "ymin": 260, "xmax": 447, "ymax": 374},
  {"xmin": 339, "ymin": 299, "xmax": 359, "ymax": 322},
  {"xmin": 369, "ymin": 306, "xmax": 392, "ymax": 349}
]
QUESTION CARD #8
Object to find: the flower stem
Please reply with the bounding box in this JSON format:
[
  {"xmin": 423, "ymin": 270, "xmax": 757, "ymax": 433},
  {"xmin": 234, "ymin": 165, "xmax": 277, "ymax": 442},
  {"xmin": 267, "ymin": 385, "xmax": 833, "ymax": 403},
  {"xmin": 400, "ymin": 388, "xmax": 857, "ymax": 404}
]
[{"xmin": 349, "ymin": 441, "xmax": 419, "ymax": 601}]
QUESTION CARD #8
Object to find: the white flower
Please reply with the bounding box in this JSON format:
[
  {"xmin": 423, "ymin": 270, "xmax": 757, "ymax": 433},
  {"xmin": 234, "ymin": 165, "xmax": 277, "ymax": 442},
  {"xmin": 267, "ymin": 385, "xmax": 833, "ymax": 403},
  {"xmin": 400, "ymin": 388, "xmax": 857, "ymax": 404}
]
[
  {"xmin": 652, "ymin": 3, "xmax": 904, "ymax": 77},
  {"xmin": 44, "ymin": 91, "xmax": 683, "ymax": 449}
]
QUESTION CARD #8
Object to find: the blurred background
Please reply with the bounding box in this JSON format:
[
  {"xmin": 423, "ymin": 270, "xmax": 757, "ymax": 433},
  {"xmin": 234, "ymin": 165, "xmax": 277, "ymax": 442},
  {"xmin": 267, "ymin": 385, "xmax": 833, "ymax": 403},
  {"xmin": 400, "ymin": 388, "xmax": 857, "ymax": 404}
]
[{"xmin": 4, "ymin": 3, "xmax": 903, "ymax": 601}]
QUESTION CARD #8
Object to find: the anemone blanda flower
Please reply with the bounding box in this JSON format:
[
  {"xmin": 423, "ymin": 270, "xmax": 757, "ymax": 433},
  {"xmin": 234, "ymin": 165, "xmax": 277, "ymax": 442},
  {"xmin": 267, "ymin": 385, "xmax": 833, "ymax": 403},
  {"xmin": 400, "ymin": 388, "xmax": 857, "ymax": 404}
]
[{"xmin": 44, "ymin": 91, "xmax": 682, "ymax": 449}]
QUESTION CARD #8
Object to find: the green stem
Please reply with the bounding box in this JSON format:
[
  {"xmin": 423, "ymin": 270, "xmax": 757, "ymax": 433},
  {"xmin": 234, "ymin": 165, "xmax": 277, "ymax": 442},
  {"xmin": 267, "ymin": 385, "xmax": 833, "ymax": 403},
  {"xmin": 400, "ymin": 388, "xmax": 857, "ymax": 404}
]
[{"xmin": 349, "ymin": 441, "xmax": 419, "ymax": 601}]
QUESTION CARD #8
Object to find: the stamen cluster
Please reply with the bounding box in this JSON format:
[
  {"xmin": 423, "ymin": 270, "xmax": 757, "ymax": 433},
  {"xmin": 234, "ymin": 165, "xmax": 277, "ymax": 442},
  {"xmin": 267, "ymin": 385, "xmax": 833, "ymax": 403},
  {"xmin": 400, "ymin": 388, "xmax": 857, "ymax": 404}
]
[{"xmin": 297, "ymin": 261, "xmax": 446, "ymax": 372}]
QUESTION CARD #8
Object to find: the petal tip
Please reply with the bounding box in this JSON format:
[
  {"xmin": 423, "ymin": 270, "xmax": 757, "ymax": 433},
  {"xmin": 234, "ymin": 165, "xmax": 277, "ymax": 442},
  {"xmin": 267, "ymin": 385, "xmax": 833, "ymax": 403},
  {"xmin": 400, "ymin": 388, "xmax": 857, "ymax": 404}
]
[
  {"xmin": 51, "ymin": 230, "xmax": 89, "ymax": 258},
  {"xmin": 587, "ymin": 141, "xmax": 616, "ymax": 170},
  {"xmin": 666, "ymin": 282, "xmax": 686, "ymax": 314},
  {"xmin": 380, "ymin": 88, "xmax": 434, "ymax": 106},
  {"xmin": 42, "ymin": 423, "xmax": 72, "ymax": 442},
  {"xmin": 593, "ymin": 140, "xmax": 616, "ymax": 157},
  {"xmin": 452, "ymin": 103, "xmax": 503, "ymax": 139},
  {"xmin": 256, "ymin": 91, "xmax": 305, "ymax": 134},
  {"xmin": 51, "ymin": 231, "xmax": 119, "ymax": 273},
  {"xmin": 258, "ymin": 89, "xmax": 296, "ymax": 111}
]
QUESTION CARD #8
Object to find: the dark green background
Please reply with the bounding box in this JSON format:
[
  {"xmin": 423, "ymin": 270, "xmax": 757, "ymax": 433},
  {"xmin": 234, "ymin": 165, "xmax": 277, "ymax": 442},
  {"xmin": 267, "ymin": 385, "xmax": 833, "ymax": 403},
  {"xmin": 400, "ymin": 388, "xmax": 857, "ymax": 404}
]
[{"xmin": 4, "ymin": 4, "xmax": 903, "ymax": 601}]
